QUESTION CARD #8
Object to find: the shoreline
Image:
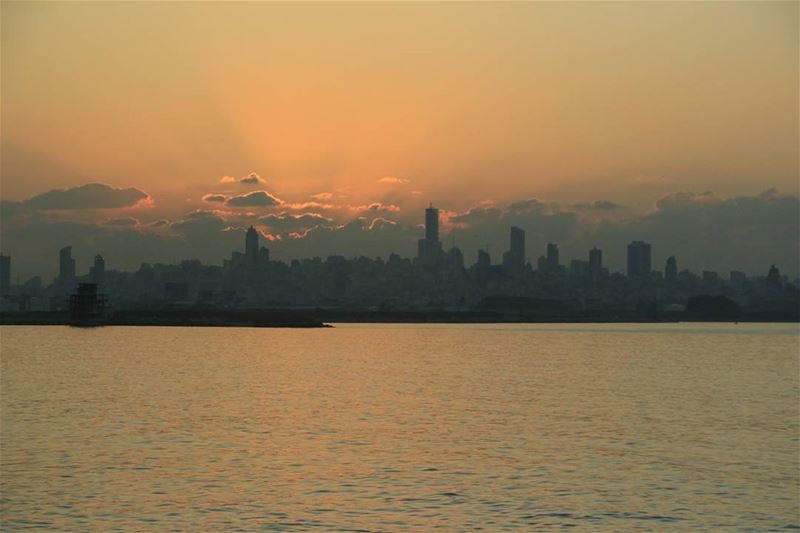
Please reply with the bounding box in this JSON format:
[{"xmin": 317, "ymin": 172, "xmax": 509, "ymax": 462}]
[{"xmin": 1, "ymin": 309, "xmax": 797, "ymax": 327}]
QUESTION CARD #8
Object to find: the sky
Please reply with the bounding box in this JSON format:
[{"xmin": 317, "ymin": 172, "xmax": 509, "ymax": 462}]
[{"xmin": 1, "ymin": 1, "xmax": 798, "ymax": 280}]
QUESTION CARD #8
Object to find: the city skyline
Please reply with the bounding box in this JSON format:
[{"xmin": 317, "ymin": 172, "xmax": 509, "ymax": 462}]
[
  {"xmin": 1, "ymin": 189, "xmax": 799, "ymax": 284},
  {"xmin": 0, "ymin": 203, "xmax": 795, "ymax": 297},
  {"xmin": 2, "ymin": 1, "xmax": 798, "ymax": 282},
  {"xmin": 2, "ymin": 202, "xmax": 795, "ymax": 324}
]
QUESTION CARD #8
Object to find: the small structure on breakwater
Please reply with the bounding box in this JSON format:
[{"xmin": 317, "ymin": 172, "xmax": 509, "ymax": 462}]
[{"xmin": 69, "ymin": 283, "xmax": 108, "ymax": 326}]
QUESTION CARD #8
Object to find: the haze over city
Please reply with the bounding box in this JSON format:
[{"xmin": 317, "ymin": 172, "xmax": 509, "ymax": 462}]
[
  {"xmin": 2, "ymin": 3, "xmax": 799, "ymax": 532},
  {"xmin": 2, "ymin": 1, "xmax": 798, "ymax": 280}
]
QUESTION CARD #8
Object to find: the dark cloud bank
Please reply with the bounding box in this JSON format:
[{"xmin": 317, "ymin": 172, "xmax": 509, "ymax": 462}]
[
  {"xmin": 21, "ymin": 183, "xmax": 149, "ymax": 210},
  {"xmin": 1, "ymin": 184, "xmax": 797, "ymax": 281}
]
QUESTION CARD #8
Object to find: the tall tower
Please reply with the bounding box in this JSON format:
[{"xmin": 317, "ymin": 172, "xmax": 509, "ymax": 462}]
[
  {"xmin": 589, "ymin": 247, "xmax": 602, "ymax": 278},
  {"xmin": 418, "ymin": 205, "xmax": 442, "ymax": 262},
  {"xmin": 89, "ymin": 254, "xmax": 105, "ymax": 284},
  {"xmin": 245, "ymin": 226, "xmax": 259, "ymax": 265},
  {"xmin": 0, "ymin": 254, "xmax": 10, "ymax": 296},
  {"xmin": 477, "ymin": 248, "xmax": 490, "ymax": 268},
  {"xmin": 627, "ymin": 241, "xmax": 652, "ymax": 278},
  {"xmin": 58, "ymin": 246, "xmax": 76, "ymax": 288},
  {"xmin": 546, "ymin": 242, "xmax": 560, "ymax": 272},
  {"xmin": 510, "ymin": 227, "xmax": 525, "ymax": 268},
  {"xmin": 90, "ymin": 254, "xmax": 105, "ymax": 285},
  {"xmin": 665, "ymin": 256, "xmax": 677, "ymax": 282},
  {"xmin": 425, "ymin": 205, "xmax": 439, "ymax": 244}
]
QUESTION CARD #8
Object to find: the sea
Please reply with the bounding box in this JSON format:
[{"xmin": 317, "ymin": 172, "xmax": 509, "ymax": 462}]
[{"xmin": 1, "ymin": 323, "xmax": 798, "ymax": 531}]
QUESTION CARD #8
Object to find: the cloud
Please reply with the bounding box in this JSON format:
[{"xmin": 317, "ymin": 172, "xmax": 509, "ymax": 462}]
[
  {"xmin": 0, "ymin": 201, "xmax": 26, "ymax": 220},
  {"xmin": 573, "ymin": 200, "xmax": 622, "ymax": 211},
  {"xmin": 102, "ymin": 217, "xmax": 140, "ymax": 227},
  {"xmin": 225, "ymin": 190, "xmax": 283, "ymax": 207},
  {"xmin": 351, "ymin": 202, "xmax": 401, "ymax": 214},
  {"xmin": 202, "ymin": 193, "xmax": 228, "ymax": 203},
  {"xmin": 368, "ymin": 217, "xmax": 398, "ymax": 230},
  {"xmin": 2, "ymin": 180, "xmax": 797, "ymax": 280},
  {"xmin": 170, "ymin": 210, "xmax": 227, "ymax": 234},
  {"xmin": 284, "ymin": 201, "xmax": 336, "ymax": 211},
  {"xmin": 655, "ymin": 191, "xmax": 718, "ymax": 212},
  {"xmin": 239, "ymin": 172, "xmax": 264, "ymax": 185},
  {"xmin": 23, "ymin": 183, "xmax": 150, "ymax": 210},
  {"xmin": 257, "ymin": 212, "xmax": 333, "ymax": 232},
  {"xmin": 221, "ymin": 172, "xmax": 266, "ymax": 185},
  {"xmin": 311, "ymin": 192, "xmax": 334, "ymax": 200},
  {"xmin": 508, "ymin": 199, "xmax": 545, "ymax": 212},
  {"xmin": 378, "ymin": 176, "xmax": 410, "ymax": 184}
]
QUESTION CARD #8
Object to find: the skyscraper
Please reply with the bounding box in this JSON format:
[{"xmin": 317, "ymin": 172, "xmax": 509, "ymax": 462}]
[
  {"xmin": 503, "ymin": 227, "xmax": 526, "ymax": 272},
  {"xmin": 0, "ymin": 254, "xmax": 10, "ymax": 296},
  {"xmin": 425, "ymin": 205, "xmax": 439, "ymax": 244},
  {"xmin": 259, "ymin": 246, "xmax": 270, "ymax": 265},
  {"xmin": 627, "ymin": 241, "xmax": 652, "ymax": 278},
  {"xmin": 477, "ymin": 248, "xmax": 490, "ymax": 268},
  {"xmin": 418, "ymin": 205, "xmax": 442, "ymax": 262},
  {"xmin": 546, "ymin": 242, "xmax": 560, "ymax": 272},
  {"xmin": 589, "ymin": 247, "xmax": 602, "ymax": 278},
  {"xmin": 90, "ymin": 254, "xmax": 105, "ymax": 285},
  {"xmin": 245, "ymin": 226, "xmax": 259, "ymax": 265},
  {"xmin": 58, "ymin": 246, "xmax": 76, "ymax": 288},
  {"xmin": 510, "ymin": 226, "xmax": 525, "ymax": 268},
  {"xmin": 665, "ymin": 256, "xmax": 677, "ymax": 282}
]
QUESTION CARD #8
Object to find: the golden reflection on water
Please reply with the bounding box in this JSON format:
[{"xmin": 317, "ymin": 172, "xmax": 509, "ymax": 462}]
[{"xmin": 1, "ymin": 323, "xmax": 798, "ymax": 530}]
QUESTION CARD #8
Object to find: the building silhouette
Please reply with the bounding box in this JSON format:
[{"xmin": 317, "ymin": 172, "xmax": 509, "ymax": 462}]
[
  {"xmin": 69, "ymin": 283, "xmax": 107, "ymax": 325},
  {"xmin": 627, "ymin": 241, "xmax": 651, "ymax": 278},
  {"xmin": 665, "ymin": 256, "xmax": 677, "ymax": 283},
  {"xmin": 0, "ymin": 254, "xmax": 10, "ymax": 296},
  {"xmin": 90, "ymin": 254, "xmax": 105, "ymax": 285},
  {"xmin": 477, "ymin": 248, "xmax": 490, "ymax": 268},
  {"xmin": 245, "ymin": 226, "xmax": 259, "ymax": 266},
  {"xmin": 1, "ymin": 203, "xmax": 798, "ymax": 320},
  {"xmin": 417, "ymin": 205, "xmax": 442, "ymax": 262},
  {"xmin": 58, "ymin": 246, "xmax": 76, "ymax": 290},
  {"xmin": 503, "ymin": 226, "xmax": 525, "ymax": 273},
  {"xmin": 546, "ymin": 242, "xmax": 560, "ymax": 272},
  {"xmin": 589, "ymin": 247, "xmax": 602, "ymax": 279}
]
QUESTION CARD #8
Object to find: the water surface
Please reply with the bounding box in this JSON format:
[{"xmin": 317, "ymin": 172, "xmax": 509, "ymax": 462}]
[{"xmin": 1, "ymin": 323, "xmax": 798, "ymax": 531}]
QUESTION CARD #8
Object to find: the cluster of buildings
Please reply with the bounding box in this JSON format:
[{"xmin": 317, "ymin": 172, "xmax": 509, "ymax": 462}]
[{"xmin": 0, "ymin": 206, "xmax": 796, "ymax": 316}]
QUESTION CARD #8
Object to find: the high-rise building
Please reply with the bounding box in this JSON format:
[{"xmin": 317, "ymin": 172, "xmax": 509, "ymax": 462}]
[
  {"xmin": 729, "ymin": 270, "xmax": 747, "ymax": 285},
  {"xmin": 245, "ymin": 226, "xmax": 259, "ymax": 265},
  {"xmin": 766, "ymin": 264, "xmax": 782, "ymax": 292},
  {"xmin": 589, "ymin": 247, "xmax": 602, "ymax": 278},
  {"xmin": 90, "ymin": 254, "xmax": 105, "ymax": 285},
  {"xmin": 503, "ymin": 227, "xmax": 525, "ymax": 272},
  {"xmin": 425, "ymin": 206, "xmax": 439, "ymax": 244},
  {"xmin": 259, "ymin": 246, "xmax": 270, "ymax": 265},
  {"xmin": 665, "ymin": 256, "xmax": 677, "ymax": 282},
  {"xmin": 570, "ymin": 259, "xmax": 589, "ymax": 277},
  {"xmin": 58, "ymin": 246, "xmax": 76, "ymax": 288},
  {"xmin": 546, "ymin": 242, "xmax": 560, "ymax": 272},
  {"xmin": 627, "ymin": 241, "xmax": 651, "ymax": 278},
  {"xmin": 537, "ymin": 255, "xmax": 547, "ymax": 272},
  {"xmin": 510, "ymin": 226, "xmax": 525, "ymax": 267},
  {"xmin": 417, "ymin": 205, "xmax": 442, "ymax": 262},
  {"xmin": 477, "ymin": 249, "xmax": 490, "ymax": 268},
  {"xmin": 0, "ymin": 254, "xmax": 10, "ymax": 296}
]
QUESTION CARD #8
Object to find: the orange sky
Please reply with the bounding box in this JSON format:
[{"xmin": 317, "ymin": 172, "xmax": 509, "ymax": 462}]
[{"xmin": 2, "ymin": 1, "xmax": 797, "ymax": 216}]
